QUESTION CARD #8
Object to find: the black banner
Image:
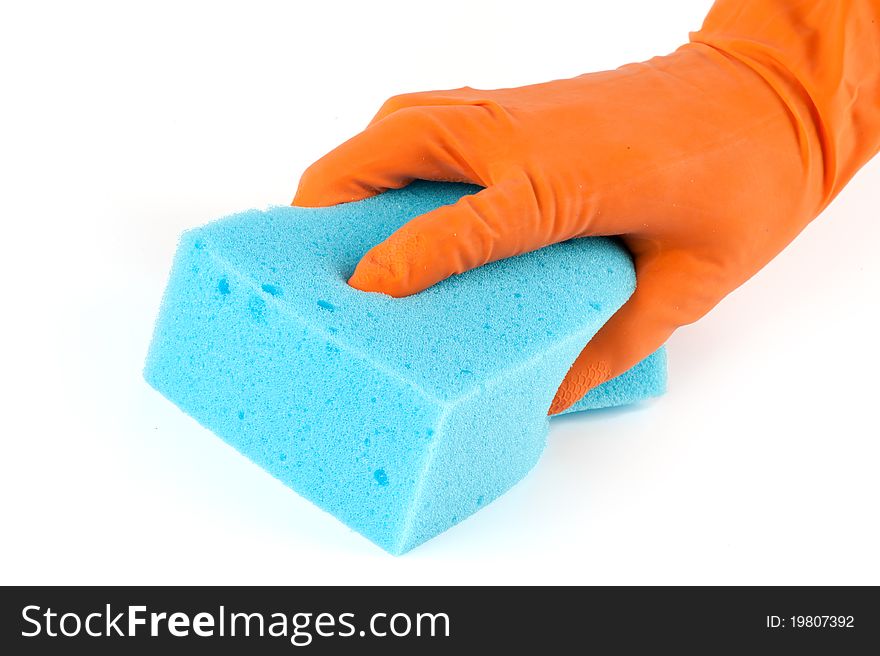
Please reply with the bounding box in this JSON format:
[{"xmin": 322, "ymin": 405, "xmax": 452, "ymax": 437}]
[{"xmin": 1, "ymin": 586, "xmax": 877, "ymax": 653}]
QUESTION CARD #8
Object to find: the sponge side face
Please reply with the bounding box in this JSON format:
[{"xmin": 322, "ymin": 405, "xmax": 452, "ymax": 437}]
[
  {"xmin": 144, "ymin": 237, "xmax": 438, "ymax": 551},
  {"xmin": 144, "ymin": 182, "xmax": 666, "ymax": 553}
]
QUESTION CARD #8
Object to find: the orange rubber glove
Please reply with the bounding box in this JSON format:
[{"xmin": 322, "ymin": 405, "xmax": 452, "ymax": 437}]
[{"xmin": 294, "ymin": 0, "xmax": 880, "ymax": 414}]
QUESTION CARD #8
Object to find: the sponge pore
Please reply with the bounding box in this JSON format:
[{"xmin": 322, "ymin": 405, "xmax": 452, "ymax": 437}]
[{"xmin": 144, "ymin": 182, "xmax": 666, "ymax": 554}]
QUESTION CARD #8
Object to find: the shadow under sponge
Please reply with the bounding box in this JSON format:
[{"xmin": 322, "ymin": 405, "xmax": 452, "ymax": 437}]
[{"xmin": 144, "ymin": 182, "xmax": 666, "ymax": 554}]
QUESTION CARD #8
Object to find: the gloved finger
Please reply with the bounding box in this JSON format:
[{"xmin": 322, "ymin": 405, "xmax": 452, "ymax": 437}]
[
  {"xmin": 293, "ymin": 106, "xmax": 488, "ymax": 208},
  {"xmin": 349, "ymin": 175, "xmax": 550, "ymax": 297},
  {"xmin": 368, "ymin": 87, "xmax": 485, "ymax": 126},
  {"xmin": 547, "ymin": 248, "xmax": 722, "ymax": 414}
]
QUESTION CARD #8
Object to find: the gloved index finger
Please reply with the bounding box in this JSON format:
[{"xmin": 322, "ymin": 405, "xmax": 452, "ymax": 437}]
[{"xmin": 293, "ymin": 106, "xmax": 485, "ymax": 208}]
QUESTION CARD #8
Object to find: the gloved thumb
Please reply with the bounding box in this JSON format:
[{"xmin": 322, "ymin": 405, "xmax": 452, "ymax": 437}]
[{"xmin": 548, "ymin": 248, "xmax": 720, "ymax": 414}]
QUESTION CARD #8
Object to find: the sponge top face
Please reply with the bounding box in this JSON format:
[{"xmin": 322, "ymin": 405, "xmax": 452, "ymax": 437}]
[{"xmin": 201, "ymin": 181, "xmax": 635, "ymax": 402}]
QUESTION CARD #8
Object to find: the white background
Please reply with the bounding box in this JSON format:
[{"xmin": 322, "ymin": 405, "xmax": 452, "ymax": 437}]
[{"xmin": 2, "ymin": 0, "xmax": 878, "ymax": 585}]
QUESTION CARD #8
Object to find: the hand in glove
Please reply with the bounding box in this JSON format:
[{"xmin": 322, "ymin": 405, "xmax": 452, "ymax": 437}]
[{"xmin": 295, "ymin": 0, "xmax": 880, "ymax": 413}]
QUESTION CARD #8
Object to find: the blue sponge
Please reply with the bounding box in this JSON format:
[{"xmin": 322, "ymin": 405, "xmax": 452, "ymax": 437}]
[{"xmin": 144, "ymin": 182, "xmax": 666, "ymax": 554}]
